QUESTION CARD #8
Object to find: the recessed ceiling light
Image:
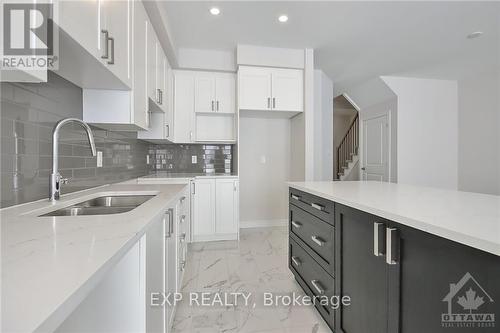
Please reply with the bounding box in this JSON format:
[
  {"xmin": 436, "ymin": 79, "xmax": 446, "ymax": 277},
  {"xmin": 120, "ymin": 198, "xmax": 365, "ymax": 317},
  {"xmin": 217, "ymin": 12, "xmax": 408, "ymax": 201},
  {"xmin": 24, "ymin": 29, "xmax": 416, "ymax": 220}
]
[
  {"xmin": 278, "ymin": 15, "xmax": 288, "ymax": 23},
  {"xmin": 210, "ymin": 7, "xmax": 220, "ymax": 16},
  {"xmin": 467, "ymin": 31, "xmax": 483, "ymax": 39}
]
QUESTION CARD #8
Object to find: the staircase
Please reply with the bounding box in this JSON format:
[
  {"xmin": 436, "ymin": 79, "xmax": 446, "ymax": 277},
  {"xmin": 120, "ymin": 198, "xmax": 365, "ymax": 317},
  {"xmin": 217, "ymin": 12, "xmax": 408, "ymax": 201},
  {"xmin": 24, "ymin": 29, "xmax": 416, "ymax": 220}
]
[{"xmin": 336, "ymin": 114, "xmax": 359, "ymax": 180}]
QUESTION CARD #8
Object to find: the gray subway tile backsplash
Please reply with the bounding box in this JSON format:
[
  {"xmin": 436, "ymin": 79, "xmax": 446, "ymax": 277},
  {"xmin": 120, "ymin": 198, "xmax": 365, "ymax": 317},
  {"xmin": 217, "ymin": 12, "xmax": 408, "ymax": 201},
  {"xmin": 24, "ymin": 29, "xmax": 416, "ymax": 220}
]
[{"xmin": 1, "ymin": 72, "xmax": 234, "ymax": 208}]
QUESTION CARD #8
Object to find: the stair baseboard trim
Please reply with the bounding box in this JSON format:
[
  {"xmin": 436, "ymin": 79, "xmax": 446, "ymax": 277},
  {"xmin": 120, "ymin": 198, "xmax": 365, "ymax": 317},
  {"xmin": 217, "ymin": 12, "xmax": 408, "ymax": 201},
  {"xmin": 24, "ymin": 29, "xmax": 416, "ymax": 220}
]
[{"xmin": 240, "ymin": 219, "xmax": 288, "ymax": 228}]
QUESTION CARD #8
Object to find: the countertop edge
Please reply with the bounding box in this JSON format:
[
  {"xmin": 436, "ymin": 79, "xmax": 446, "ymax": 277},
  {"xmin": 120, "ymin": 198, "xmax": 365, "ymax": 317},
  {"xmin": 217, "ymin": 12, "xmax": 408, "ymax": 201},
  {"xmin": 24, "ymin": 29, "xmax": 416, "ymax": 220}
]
[{"xmin": 288, "ymin": 183, "xmax": 500, "ymax": 257}]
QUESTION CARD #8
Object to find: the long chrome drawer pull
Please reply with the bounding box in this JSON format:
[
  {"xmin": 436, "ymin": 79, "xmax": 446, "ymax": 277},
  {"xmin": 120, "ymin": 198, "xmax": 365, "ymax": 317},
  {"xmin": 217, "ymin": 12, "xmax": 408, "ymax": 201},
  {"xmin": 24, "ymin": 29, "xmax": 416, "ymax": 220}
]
[
  {"xmin": 180, "ymin": 233, "xmax": 186, "ymax": 242},
  {"xmin": 291, "ymin": 221, "xmax": 302, "ymax": 229},
  {"xmin": 291, "ymin": 194, "xmax": 300, "ymax": 200},
  {"xmin": 386, "ymin": 227, "xmax": 399, "ymax": 265},
  {"xmin": 180, "ymin": 215, "xmax": 186, "ymax": 223},
  {"xmin": 180, "ymin": 196, "xmax": 186, "ymax": 203},
  {"xmin": 291, "ymin": 256, "xmax": 301, "ymax": 267},
  {"xmin": 311, "ymin": 235, "xmax": 324, "ymax": 246},
  {"xmin": 311, "ymin": 280, "xmax": 325, "ymax": 295},
  {"xmin": 311, "ymin": 203, "xmax": 325, "ymax": 211},
  {"xmin": 373, "ymin": 222, "xmax": 386, "ymax": 257}
]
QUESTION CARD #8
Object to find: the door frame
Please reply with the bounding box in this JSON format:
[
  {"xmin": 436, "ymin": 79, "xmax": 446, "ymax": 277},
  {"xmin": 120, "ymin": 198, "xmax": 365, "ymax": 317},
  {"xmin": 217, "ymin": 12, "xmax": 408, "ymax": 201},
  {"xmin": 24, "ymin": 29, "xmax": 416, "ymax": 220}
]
[{"xmin": 359, "ymin": 109, "xmax": 392, "ymax": 182}]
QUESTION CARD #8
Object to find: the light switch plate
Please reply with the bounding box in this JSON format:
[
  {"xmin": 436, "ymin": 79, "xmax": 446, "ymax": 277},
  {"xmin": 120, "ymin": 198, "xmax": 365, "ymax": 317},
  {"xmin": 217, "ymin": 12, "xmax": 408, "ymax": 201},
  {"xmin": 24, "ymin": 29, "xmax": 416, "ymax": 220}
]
[
  {"xmin": 192, "ymin": 155, "xmax": 197, "ymax": 164},
  {"xmin": 97, "ymin": 151, "xmax": 103, "ymax": 167}
]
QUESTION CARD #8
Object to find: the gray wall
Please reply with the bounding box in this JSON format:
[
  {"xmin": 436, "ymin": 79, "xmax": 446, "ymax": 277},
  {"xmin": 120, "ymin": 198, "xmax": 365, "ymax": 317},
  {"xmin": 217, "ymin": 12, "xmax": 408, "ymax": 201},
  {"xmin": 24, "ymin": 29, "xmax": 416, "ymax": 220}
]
[{"xmin": 0, "ymin": 72, "xmax": 150, "ymax": 208}]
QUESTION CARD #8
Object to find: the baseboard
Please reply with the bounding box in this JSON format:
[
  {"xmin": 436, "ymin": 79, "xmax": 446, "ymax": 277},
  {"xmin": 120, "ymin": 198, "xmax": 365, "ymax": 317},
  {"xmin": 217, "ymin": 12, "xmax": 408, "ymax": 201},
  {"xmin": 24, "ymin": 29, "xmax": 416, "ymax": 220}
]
[{"xmin": 240, "ymin": 219, "xmax": 288, "ymax": 228}]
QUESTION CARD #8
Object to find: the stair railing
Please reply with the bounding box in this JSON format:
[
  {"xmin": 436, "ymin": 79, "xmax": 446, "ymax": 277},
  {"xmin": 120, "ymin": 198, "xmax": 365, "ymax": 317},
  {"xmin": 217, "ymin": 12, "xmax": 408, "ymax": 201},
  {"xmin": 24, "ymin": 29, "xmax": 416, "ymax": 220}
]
[{"xmin": 336, "ymin": 113, "xmax": 359, "ymax": 179}]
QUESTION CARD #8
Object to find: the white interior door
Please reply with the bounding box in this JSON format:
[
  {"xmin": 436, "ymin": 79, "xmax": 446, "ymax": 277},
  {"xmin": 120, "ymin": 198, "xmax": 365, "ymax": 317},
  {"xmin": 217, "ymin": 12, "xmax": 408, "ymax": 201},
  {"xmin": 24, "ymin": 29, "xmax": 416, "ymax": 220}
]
[{"xmin": 362, "ymin": 114, "xmax": 389, "ymax": 181}]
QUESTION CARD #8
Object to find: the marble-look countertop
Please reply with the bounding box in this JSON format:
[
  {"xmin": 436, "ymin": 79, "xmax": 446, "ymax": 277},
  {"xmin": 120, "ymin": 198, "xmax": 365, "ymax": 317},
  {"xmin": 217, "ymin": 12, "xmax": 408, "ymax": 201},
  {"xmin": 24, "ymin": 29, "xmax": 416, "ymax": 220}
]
[
  {"xmin": 288, "ymin": 181, "xmax": 500, "ymax": 256},
  {"xmin": 1, "ymin": 183, "xmax": 187, "ymax": 333}
]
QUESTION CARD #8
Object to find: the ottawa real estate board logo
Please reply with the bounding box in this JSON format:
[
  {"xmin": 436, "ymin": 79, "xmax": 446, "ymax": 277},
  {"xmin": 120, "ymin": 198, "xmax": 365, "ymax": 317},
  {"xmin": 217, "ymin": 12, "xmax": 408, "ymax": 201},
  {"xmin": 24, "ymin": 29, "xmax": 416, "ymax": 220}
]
[
  {"xmin": 442, "ymin": 272, "xmax": 495, "ymax": 328},
  {"xmin": 1, "ymin": 1, "xmax": 58, "ymax": 73}
]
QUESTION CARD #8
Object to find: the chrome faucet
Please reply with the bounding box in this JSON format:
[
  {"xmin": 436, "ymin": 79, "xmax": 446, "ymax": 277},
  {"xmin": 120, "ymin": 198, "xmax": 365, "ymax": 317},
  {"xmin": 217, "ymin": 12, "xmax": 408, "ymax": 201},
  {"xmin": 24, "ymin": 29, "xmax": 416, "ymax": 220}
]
[{"xmin": 50, "ymin": 118, "xmax": 96, "ymax": 201}]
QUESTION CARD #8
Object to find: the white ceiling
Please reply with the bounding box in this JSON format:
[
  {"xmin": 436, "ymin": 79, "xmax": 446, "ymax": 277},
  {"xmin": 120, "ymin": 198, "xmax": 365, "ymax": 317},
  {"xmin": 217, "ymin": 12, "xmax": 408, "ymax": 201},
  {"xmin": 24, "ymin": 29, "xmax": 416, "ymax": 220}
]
[{"xmin": 160, "ymin": 1, "xmax": 500, "ymax": 92}]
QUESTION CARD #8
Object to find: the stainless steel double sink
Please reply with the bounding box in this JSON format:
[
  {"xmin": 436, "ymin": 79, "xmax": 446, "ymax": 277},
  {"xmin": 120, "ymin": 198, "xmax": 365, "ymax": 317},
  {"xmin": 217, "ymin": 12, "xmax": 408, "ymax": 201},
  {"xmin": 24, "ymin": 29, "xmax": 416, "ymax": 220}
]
[{"xmin": 40, "ymin": 195, "xmax": 155, "ymax": 217}]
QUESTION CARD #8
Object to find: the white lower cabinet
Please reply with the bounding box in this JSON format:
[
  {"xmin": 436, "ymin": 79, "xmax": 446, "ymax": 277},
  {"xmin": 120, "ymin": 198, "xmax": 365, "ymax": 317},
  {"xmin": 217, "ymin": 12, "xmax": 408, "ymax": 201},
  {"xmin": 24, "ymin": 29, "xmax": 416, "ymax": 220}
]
[{"xmin": 192, "ymin": 178, "xmax": 239, "ymax": 242}]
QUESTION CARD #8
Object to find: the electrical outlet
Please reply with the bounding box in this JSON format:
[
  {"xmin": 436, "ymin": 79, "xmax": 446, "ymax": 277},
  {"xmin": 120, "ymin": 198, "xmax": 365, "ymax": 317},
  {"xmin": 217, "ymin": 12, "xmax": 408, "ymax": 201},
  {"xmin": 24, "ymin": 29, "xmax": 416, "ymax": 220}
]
[
  {"xmin": 192, "ymin": 155, "xmax": 197, "ymax": 164},
  {"xmin": 97, "ymin": 151, "xmax": 103, "ymax": 167}
]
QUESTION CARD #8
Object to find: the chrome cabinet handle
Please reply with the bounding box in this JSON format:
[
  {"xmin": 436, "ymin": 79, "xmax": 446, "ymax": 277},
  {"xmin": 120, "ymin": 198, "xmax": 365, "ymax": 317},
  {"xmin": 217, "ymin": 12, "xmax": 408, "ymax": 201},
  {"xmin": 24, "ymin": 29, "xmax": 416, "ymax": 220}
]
[
  {"xmin": 291, "ymin": 221, "xmax": 302, "ymax": 229},
  {"xmin": 157, "ymin": 88, "xmax": 161, "ymax": 104},
  {"xmin": 180, "ymin": 260, "xmax": 186, "ymax": 271},
  {"xmin": 272, "ymin": 97, "xmax": 276, "ymax": 109},
  {"xmin": 291, "ymin": 256, "xmax": 301, "ymax": 267},
  {"xmin": 216, "ymin": 100, "xmax": 219, "ymax": 111},
  {"xmin": 374, "ymin": 222, "xmax": 386, "ymax": 257},
  {"xmin": 311, "ymin": 280, "xmax": 325, "ymax": 295},
  {"xmin": 211, "ymin": 100, "xmax": 215, "ymax": 111},
  {"xmin": 386, "ymin": 228, "xmax": 398, "ymax": 265},
  {"xmin": 267, "ymin": 97, "xmax": 271, "ymax": 109},
  {"xmin": 165, "ymin": 124, "xmax": 169, "ymax": 138},
  {"xmin": 179, "ymin": 232, "xmax": 186, "ymax": 242},
  {"xmin": 164, "ymin": 209, "xmax": 172, "ymax": 238},
  {"xmin": 180, "ymin": 215, "xmax": 186, "ymax": 224},
  {"xmin": 180, "ymin": 196, "xmax": 186, "ymax": 203},
  {"xmin": 159, "ymin": 90, "xmax": 163, "ymax": 105},
  {"xmin": 291, "ymin": 194, "xmax": 300, "ymax": 201},
  {"xmin": 101, "ymin": 30, "xmax": 109, "ymax": 59},
  {"xmin": 311, "ymin": 203, "xmax": 324, "ymax": 211},
  {"xmin": 311, "ymin": 235, "xmax": 324, "ymax": 247},
  {"xmin": 107, "ymin": 37, "xmax": 115, "ymax": 65}
]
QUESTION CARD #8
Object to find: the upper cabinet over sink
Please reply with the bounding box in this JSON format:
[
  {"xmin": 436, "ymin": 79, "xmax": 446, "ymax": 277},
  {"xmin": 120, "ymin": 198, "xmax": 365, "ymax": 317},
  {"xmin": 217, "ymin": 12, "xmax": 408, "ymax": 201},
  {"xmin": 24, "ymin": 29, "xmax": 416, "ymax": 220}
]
[{"xmin": 238, "ymin": 66, "xmax": 304, "ymax": 116}]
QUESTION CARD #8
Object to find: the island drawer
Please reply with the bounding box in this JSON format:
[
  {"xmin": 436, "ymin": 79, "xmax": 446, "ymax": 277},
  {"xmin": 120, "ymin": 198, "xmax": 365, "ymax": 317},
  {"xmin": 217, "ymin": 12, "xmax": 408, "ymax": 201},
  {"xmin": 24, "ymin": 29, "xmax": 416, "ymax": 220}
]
[
  {"xmin": 289, "ymin": 204, "xmax": 335, "ymax": 275},
  {"xmin": 289, "ymin": 237, "xmax": 335, "ymax": 329},
  {"xmin": 289, "ymin": 188, "xmax": 334, "ymax": 225}
]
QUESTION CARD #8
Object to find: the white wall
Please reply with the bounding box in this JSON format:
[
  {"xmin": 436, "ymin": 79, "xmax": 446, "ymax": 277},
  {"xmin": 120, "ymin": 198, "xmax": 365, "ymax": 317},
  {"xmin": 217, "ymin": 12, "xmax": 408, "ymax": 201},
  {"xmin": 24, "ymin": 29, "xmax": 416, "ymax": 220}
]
[
  {"xmin": 383, "ymin": 76, "xmax": 458, "ymax": 190},
  {"xmin": 239, "ymin": 117, "xmax": 291, "ymax": 226},
  {"xmin": 457, "ymin": 70, "xmax": 500, "ymax": 195},
  {"xmin": 313, "ymin": 70, "xmax": 334, "ymax": 180},
  {"xmin": 177, "ymin": 48, "xmax": 236, "ymax": 72}
]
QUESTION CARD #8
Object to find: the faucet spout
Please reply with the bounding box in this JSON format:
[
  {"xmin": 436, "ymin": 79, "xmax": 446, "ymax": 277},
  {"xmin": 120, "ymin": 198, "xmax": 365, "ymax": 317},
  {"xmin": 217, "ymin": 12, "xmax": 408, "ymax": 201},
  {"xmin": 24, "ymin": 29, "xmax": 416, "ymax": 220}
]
[{"xmin": 50, "ymin": 118, "xmax": 96, "ymax": 201}]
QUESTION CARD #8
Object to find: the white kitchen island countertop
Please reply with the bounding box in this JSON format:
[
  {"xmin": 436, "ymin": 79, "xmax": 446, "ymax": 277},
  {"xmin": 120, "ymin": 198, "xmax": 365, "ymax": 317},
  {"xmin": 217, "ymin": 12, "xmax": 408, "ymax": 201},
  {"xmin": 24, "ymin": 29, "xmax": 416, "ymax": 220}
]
[
  {"xmin": 288, "ymin": 181, "xmax": 500, "ymax": 256},
  {"xmin": 1, "ymin": 183, "xmax": 187, "ymax": 333}
]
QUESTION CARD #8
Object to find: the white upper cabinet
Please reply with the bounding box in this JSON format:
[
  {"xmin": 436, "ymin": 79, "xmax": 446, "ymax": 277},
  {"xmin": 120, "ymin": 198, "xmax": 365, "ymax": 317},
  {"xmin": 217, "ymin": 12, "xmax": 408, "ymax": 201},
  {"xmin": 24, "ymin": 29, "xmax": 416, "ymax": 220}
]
[
  {"xmin": 100, "ymin": 0, "xmax": 132, "ymax": 88},
  {"xmin": 57, "ymin": 0, "xmax": 131, "ymax": 89},
  {"xmin": 194, "ymin": 73, "xmax": 236, "ymax": 114},
  {"xmin": 194, "ymin": 76, "xmax": 216, "ymax": 113},
  {"xmin": 132, "ymin": 0, "xmax": 149, "ymax": 130},
  {"xmin": 147, "ymin": 23, "xmax": 159, "ymax": 106},
  {"xmin": 173, "ymin": 71, "xmax": 195, "ymax": 143},
  {"xmin": 271, "ymin": 68, "xmax": 303, "ymax": 112},
  {"xmin": 238, "ymin": 66, "xmax": 304, "ymax": 114},
  {"xmin": 238, "ymin": 66, "xmax": 272, "ymax": 111},
  {"xmin": 215, "ymin": 75, "xmax": 236, "ymax": 114}
]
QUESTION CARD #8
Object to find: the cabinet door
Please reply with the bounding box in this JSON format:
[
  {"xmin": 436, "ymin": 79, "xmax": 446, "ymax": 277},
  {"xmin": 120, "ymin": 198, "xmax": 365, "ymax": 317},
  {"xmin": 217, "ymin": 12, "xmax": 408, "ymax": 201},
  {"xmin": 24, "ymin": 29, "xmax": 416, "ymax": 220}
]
[
  {"xmin": 397, "ymin": 224, "xmax": 500, "ymax": 333},
  {"xmin": 215, "ymin": 74, "xmax": 236, "ymax": 114},
  {"xmin": 193, "ymin": 179, "xmax": 216, "ymax": 237},
  {"xmin": 156, "ymin": 46, "xmax": 166, "ymax": 111},
  {"xmin": 215, "ymin": 179, "xmax": 238, "ymax": 234},
  {"xmin": 146, "ymin": 216, "xmax": 165, "ymax": 333},
  {"xmin": 147, "ymin": 22, "xmax": 158, "ymax": 104},
  {"xmin": 102, "ymin": 0, "xmax": 132, "ymax": 88},
  {"xmin": 165, "ymin": 61, "xmax": 174, "ymax": 140},
  {"xmin": 271, "ymin": 68, "xmax": 303, "ymax": 112},
  {"xmin": 195, "ymin": 75, "xmax": 216, "ymax": 113},
  {"xmin": 132, "ymin": 0, "xmax": 148, "ymax": 130},
  {"xmin": 173, "ymin": 71, "xmax": 195, "ymax": 143},
  {"xmin": 335, "ymin": 204, "xmax": 398, "ymax": 333},
  {"xmin": 58, "ymin": 1, "xmax": 101, "ymax": 60},
  {"xmin": 238, "ymin": 66, "xmax": 272, "ymax": 110},
  {"xmin": 165, "ymin": 208, "xmax": 177, "ymax": 332}
]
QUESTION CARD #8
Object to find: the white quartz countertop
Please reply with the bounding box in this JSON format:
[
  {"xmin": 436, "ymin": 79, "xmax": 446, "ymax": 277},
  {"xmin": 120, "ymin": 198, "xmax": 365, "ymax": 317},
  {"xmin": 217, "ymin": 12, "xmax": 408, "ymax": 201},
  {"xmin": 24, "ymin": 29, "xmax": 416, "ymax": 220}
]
[
  {"xmin": 140, "ymin": 172, "xmax": 238, "ymax": 180},
  {"xmin": 1, "ymin": 183, "xmax": 187, "ymax": 333},
  {"xmin": 288, "ymin": 181, "xmax": 500, "ymax": 256}
]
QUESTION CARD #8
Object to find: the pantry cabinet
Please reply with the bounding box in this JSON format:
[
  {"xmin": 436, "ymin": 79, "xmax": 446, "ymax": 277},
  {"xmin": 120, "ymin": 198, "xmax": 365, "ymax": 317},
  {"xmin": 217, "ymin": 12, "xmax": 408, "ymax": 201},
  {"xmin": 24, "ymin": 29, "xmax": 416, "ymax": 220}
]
[
  {"xmin": 192, "ymin": 178, "xmax": 239, "ymax": 241},
  {"xmin": 238, "ymin": 66, "xmax": 303, "ymax": 113}
]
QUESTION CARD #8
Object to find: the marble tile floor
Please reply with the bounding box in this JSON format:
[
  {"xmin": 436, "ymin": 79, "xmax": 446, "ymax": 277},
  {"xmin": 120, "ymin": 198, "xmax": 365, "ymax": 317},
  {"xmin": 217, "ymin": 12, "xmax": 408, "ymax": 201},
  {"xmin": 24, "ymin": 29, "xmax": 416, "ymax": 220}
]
[{"xmin": 172, "ymin": 227, "xmax": 332, "ymax": 333}]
